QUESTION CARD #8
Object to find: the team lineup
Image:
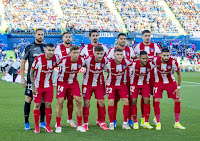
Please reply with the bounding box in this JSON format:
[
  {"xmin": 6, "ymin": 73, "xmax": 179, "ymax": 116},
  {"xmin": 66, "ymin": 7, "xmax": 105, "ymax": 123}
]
[{"xmin": 21, "ymin": 29, "xmax": 185, "ymax": 133}]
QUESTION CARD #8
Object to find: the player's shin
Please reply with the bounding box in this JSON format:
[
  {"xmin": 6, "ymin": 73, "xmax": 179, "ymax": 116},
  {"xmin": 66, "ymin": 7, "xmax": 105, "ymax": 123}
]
[
  {"xmin": 108, "ymin": 105, "xmax": 114, "ymax": 123},
  {"xmin": 154, "ymin": 101, "xmax": 160, "ymax": 123},
  {"xmin": 99, "ymin": 106, "xmax": 106, "ymax": 124},
  {"xmin": 83, "ymin": 106, "xmax": 90, "ymax": 124},
  {"xmin": 24, "ymin": 101, "xmax": 31, "ymax": 123},
  {"xmin": 144, "ymin": 104, "xmax": 150, "ymax": 122},
  {"xmin": 123, "ymin": 105, "xmax": 129, "ymax": 122},
  {"xmin": 131, "ymin": 104, "xmax": 137, "ymax": 123},
  {"xmin": 140, "ymin": 97, "xmax": 145, "ymax": 118},
  {"xmin": 67, "ymin": 100, "xmax": 73, "ymax": 120},
  {"xmin": 33, "ymin": 109, "xmax": 40, "ymax": 127},
  {"xmin": 45, "ymin": 107, "xmax": 52, "ymax": 128},
  {"xmin": 174, "ymin": 101, "xmax": 181, "ymax": 123},
  {"xmin": 40, "ymin": 102, "xmax": 45, "ymax": 123}
]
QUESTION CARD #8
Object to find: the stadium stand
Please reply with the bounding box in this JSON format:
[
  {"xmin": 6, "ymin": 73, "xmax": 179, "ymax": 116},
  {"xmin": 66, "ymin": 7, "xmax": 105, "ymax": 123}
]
[
  {"xmin": 165, "ymin": 0, "xmax": 200, "ymax": 35},
  {"xmin": 114, "ymin": 0, "xmax": 179, "ymax": 33}
]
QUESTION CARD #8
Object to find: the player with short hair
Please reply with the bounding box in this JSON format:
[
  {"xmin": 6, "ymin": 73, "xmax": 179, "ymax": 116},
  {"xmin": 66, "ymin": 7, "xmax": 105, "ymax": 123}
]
[
  {"xmin": 152, "ymin": 48, "xmax": 185, "ymax": 130},
  {"xmin": 105, "ymin": 48, "xmax": 131, "ymax": 130},
  {"xmin": 80, "ymin": 29, "xmax": 109, "ymax": 126},
  {"xmin": 133, "ymin": 30, "xmax": 161, "ymax": 126},
  {"xmin": 82, "ymin": 46, "xmax": 109, "ymax": 131},
  {"xmin": 30, "ymin": 43, "xmax": 60, "ymax": 133},
  {"xmin": 129, "ymin": 51, "xmax": 155, "ymax": 129},
  {"xmin": 21, "ymin": 28, "xmax": 46, "ymax": 130},
  {"xmin": 55, "ymin": 45, "xmax": 86, "ymax": 133},
  {"xmin": 107, "ymin": 33, "xmax": 136, "ymax": 127},
  {"xmin": 54, "ymin": 32, "xmax": 77, "ymax": 127}
]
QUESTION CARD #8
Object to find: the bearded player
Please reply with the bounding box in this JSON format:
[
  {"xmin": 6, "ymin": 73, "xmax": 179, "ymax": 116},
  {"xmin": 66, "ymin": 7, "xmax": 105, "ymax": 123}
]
[
  {"xmin": 133, "ymin": 30, "xmax": 161, "ymax": 126},
  {"xmin": 80, "ymin": 29, "xmax": 109, "ymax": 126},
  {"xmin": 107, "ymin": 33, "xmax": 135, "ymax": 127},
  {"xmin": 54, "ymin": 32, "xmax": 77, "ymax": 127},
  {"xmin": 152, "ymin": 48, "xmax": 185, "ymax": 130},
  {"xmin": 21, "ymin": 28, "xmax": 46, "ymax": 130},
  {"xmin": 129, "ymin": 51, "xmax": 155, "ymax": 129}
]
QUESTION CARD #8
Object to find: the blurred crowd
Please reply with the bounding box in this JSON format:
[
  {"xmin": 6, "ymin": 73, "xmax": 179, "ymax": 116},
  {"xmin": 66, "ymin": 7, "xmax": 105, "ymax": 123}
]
[
  {"xmin": 60, "ymin": 0, "xmax": 119, "ymax": 32},
  {"xmin": 4, "ymin": 0, "xmax": 62, "ymax": 34},
  {"xmin": 114, "ymin": 0, "xmax": 178, "ymax": 34},
  {"xmin": 165, "ymin": 0, "xmax": 200, "ymax": 35}
]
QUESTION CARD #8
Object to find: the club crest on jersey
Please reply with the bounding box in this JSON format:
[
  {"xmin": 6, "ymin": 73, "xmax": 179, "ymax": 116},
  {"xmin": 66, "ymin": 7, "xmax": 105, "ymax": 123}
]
[
  {"xmin": 147, "ymin": 68, "xmax": 150, "ymax": 72},
  {"xmin": 123, "ymin": 65, "xmax": 126, "ymax": 69},
  {"xmin": 53, "ymin": 61, "xmax": 56, "ymax": 66},
  {"xmin": 150, "ymin": 48, "xmax": 154, "ymax": 52},
  {"xmin": 126, "ymin": 52, "xmax": 130, "ymax": 56},
  {"xmin": 78, "ymin": 64, "xmax": 82, "ymax": 69},
  {"xmin": 101, "ymin": 63, "xmax": 104, "ymax": 67},
  {"xmin": 167, "ymin": 65, "xmax": 171, "ymax": 69}
]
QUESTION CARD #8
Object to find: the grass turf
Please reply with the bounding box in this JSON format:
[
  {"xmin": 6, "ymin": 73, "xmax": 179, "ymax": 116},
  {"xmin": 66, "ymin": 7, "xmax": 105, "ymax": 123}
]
[{"xmin": 0, "ymin": 72, "xmax": 200, "ymax": 141}]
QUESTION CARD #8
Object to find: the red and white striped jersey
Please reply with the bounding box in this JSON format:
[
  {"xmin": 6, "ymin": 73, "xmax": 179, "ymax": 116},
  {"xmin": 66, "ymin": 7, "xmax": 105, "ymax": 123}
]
[
  {"xmin": 133, "ymin": 42, "xmax": 161, "ymax": 60},
  {"xmin": 31, "ymin": 54, "xmax": 60, "ymax": 88},
  {"xmin": 152, "ymin": 56, "xmax": 180, "ymax": 84},
  {"xmin": 130, "ymin": 60, "xmax": 155, "ymax": 86},
  {"xmin": 107, "ymin": 46, "xmax": 136, "ymax": 61},
  {"xmin": 105, "ymin": 58, "xmax": 131, "ymax": 86},
  {"xmin": 83, "ymin": 55, "xmax": 108, "ymax": 86},
  {"xmin": 80, "ymin": 43, "xmax": 109, "ymax": 58},
  {"xmin": 57, "ymin": 56, "xmax": 85, "ymax": 84},
  {"xmin": 54, "ymin": 43, "xmax": 72, "ymax": 59}
]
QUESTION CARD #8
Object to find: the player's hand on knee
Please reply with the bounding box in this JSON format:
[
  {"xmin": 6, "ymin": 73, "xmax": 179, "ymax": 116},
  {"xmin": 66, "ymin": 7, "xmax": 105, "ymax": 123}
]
[{"xmin": 173, "ymin": 89, "xmax": 180, "ymax": 98}]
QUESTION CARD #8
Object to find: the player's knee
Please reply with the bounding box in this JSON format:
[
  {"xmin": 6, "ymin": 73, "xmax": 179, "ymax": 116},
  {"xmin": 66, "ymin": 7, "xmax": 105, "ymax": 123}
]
[
  {"xmin": 25, "ymin": 96, "xmax": 32, "ymax": 103},
  {"xmin": 57, "ymin": 99, "xmax": 64, "ymax": 105},
  {"xmin": 122, "ymin": 98, "xmax": 129, "ymax": 105},
  {"xmin": 174, "ymin": 99, "xmax": 181, "ymax": 102},
  {"xmin": 132, "ymin": 98, "xmax": 137, "ymax": 105},
  {"xmin": 144, "ymin": 98, "xmax": 150, "ymax": 104},
  {"xmin": 109, "ymin": 100, "xmax": 114, "ymax": 106},
  {"xmin": 84, "ymin": 100, "xmax": 90, "ymax": 107},
  {"xmin": 34, "ymin": 103, "xmax": 40, "ymax": 110},
  {"xmin": 154, "ymin": 98, "xmax": 160, "ymax": 102},
  {"xmin": 74, "ymin": 97, "xmax": 82, "ymax": 107},
  {"xmin": 98, "ymin": 100, "xmax": 105, "ymax": 107},
  {"xmin": 45, "ymin": 102, "xmax": 51, "ymax": 108}
]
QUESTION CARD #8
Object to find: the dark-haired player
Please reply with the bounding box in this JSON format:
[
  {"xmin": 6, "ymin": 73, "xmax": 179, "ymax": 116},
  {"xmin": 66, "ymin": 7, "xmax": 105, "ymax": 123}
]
[
  {"xmin": 82, "ymin": 46, "xmax": 109, "ymax": 131},
  {"xmin": 54, "ymin": 32, "xmax": 77, "ymax": 127},
  {"xmin": 30, "ymin": 43, "xmax": 60, "ymax": 133},
  {"xmin": 80, "ymin": 29, "xmax": 109, "ymax": 126},
  {"xmin": 129, "ymin": 51, "xmax": 155, "ymax": 129},
  {"xmin": 133, "ymin": 30, "xmax": 161, "ymax": 126},
  {"xmin": 152, "ymin": 48, "xmax": 185, "ymax": 130},
  {"xmin": 21, "ymin": 28, "xmax": 46, "ymax": 130},
  {"xmin": 107, "ymin": 33, "xmax": 135, "ymax": 127}
]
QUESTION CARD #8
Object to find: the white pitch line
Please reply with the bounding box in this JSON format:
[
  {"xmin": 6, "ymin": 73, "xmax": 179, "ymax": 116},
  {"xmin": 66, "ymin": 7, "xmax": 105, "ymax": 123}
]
[{"xmin": 182, "ymin": 81, "xmax": 200, "ymax": 85}]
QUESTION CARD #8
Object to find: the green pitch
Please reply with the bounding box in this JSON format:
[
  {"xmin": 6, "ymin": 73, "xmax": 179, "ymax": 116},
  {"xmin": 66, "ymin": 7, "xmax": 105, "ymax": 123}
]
[{"xmin": 0, "ymin": 72, "xmax": 200, "ymax": 141}]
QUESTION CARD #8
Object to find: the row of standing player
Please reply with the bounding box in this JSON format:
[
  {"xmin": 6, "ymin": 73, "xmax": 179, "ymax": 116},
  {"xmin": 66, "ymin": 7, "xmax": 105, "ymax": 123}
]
[{"xmin": 21, "ymin": 29, "xmax": 185, "ymax": 133}]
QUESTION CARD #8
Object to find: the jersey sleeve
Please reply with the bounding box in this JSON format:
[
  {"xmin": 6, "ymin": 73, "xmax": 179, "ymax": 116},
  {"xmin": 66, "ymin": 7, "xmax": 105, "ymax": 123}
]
[
  {"xmin": 81, "ymin": 57, "xmax": 86, "ymax": 66},
  {"xmin": 21, "ymin": 45, "xmax": 31, "ymax": 60},
  {"xmin": 104, "ymin": 61, "xmax": 111, "ymax": 71},
  {"xmin": 154, "ymin": 43, "xmax": 161, "ymax": 55},
  {"xmin": 152, "ymin": 57, "xmax": 157, "ymax": 66},
  {"xmin": 133, "ymin": 44, "xmax": 140, "ymax": 57},
  {"xmin": 31, "ymin": 57, "xmax": 39, "ymax": 70},
  {"xmin": 173, "ymin": 59, "xmax": 180, "ymax": 72},
  {"xmin": 54, "ymin": 45, "xmax": 62, "ymax": 59},
  {"xmin": 106, "ymin": 48, "xmax": 114, "ymax": 60},
  {"xmin": 130, "ymin": 47, "xmax": 136, "ymax": 60},
  {"xmin": 149, "ymin": 61, "xmax": 156, "ymax": 70},
  {"xmin": 80, "ymin": 46, "xmax": 87, "ymax": 58},
  {"xmin": 55, "ymin": 55, "xmax": 60, "ymax": 66}
]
